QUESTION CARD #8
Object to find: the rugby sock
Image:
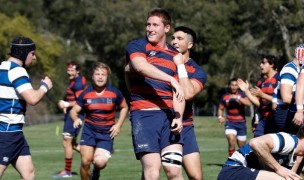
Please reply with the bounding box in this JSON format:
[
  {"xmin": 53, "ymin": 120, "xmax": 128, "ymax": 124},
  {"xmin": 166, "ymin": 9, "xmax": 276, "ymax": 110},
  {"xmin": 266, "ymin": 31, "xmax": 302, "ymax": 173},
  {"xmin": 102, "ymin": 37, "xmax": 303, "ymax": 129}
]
[
  {"xmin": 228, "ymin": 149, "xmax": 235, "ymax": 156},
  {"xmin": 65, "ymin": 158, "xmax": 72, "ymax": 173}
]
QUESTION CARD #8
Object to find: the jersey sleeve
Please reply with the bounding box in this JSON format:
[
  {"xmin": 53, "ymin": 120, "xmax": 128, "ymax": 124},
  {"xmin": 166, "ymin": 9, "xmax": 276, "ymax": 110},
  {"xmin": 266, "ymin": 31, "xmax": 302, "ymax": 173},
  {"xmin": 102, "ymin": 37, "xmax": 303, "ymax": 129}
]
[{"xmin": 8, "ymin": 67, "xmax": 33, "ymax": 94}]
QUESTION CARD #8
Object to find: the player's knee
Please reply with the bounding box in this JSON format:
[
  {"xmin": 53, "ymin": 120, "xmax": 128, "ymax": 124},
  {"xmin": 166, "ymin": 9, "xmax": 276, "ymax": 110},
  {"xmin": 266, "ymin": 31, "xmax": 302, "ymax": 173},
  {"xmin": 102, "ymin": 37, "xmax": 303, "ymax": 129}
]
[
  {"xmin": 93, "ymin": 152, "xmax": 111, "ymax": 170},
  {"xmin": 21, "ymin": 168, "xmax": 35, "ymax": 180}
]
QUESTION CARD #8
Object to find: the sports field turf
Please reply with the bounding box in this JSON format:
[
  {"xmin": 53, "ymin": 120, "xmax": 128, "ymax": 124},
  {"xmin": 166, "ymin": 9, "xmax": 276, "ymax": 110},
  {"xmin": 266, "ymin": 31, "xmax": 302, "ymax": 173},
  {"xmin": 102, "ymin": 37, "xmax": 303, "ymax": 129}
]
[{"xmin": 3, "ymin": 116, "xmax": 254, "ymax": 180}]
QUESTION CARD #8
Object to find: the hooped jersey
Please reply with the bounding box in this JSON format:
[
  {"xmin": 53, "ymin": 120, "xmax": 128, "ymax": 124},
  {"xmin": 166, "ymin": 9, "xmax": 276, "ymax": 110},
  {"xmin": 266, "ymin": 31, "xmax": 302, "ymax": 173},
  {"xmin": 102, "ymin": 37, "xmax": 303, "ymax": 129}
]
[
  {"xmin": 0, "ymin": 61, "xmax": 33, "ymax": 124},
  {"xmin": 76, "ymin": 84, "xmax": 125, "ymax": 132},
  {"xmin": 126, "ymin": 37, "xmax": 179, "ymax": 111},
  {"xmin": 225, "ymin": 132, "xmax": 298, "ymax": 169},
  {"xmin": 182, "ymin": 58, "xmax": 207, "ymax": 126},
  {"xmin": 275, "ymin": 61, "xmax": 301, "ymax": 111}
]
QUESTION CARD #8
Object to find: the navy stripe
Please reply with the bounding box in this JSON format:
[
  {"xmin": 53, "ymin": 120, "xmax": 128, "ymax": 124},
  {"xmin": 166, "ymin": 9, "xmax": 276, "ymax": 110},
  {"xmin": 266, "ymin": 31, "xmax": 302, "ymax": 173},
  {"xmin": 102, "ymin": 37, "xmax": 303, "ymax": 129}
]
[{"xmin": 277, "ymin": 133, "xmax": 285, "ymax": 152}]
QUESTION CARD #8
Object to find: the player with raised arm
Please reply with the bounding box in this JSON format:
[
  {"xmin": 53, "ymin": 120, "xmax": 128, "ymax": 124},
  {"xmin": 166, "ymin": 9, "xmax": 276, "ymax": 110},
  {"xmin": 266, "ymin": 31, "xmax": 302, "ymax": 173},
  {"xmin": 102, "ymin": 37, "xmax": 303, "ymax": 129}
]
[
  {"xmin": 0, "ymin": 36, "xmax": 53, "ymax": 179},
  {"xmin": 125, "ymin": 7, "xmax": 185, "ymax": 180},
  {"xmin": 171, "ymin": 26, "xmax": 207, "ymax": 180}
]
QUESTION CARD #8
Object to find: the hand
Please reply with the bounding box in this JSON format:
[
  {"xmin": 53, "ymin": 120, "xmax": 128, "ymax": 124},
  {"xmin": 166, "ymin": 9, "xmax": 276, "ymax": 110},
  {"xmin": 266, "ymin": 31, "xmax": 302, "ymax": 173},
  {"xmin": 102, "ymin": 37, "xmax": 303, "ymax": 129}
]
[
  {"xmin": 173, "ymin": 53, "xmax": 184, "ymax": 65},
  {"xmin": 171, "ymin": 118, "xmax": 183, "ymax": 134},
  {"xmin": 237, "ymin": 79, "xmax": 249, "ymax": 92},
  {"xmin": 41, "ymin": 76, "xmax": 53, "ymax": 90},
  {"xmin": 73, "ymin": 118, "xmax": 83, "ymax": 128},
  {"xmin": 276, "ymin": 166, "xmax": 302, "ymax": 180},
  {"xmin": 58, "ymin": 100, "xmax": 69, "ymax": 109},
  {"xmin": 250, "ymin": 86, "xmax": 262, "ymax": 97},
  {"xmin": 292, "ymin": 111, "xmax": 304, "ymax": 126},
  {"xmin": 110, "ymin": 124, "xmax": 121, "ymax": 139},
  {"xmin": 170, "ymin": 77, "xmax": 184, "ymax": 102},
  {"xmin": 218, "ymin": 116, "xmax": 225, "ymax": 125}
]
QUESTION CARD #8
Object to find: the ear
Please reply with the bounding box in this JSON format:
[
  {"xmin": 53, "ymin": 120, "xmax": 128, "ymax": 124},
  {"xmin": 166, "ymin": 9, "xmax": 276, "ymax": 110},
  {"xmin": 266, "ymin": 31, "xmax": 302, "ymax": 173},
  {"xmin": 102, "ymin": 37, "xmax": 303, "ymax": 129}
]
[
  {"xmin": 188, "ymin": 41, "xmax": 193, "ymax": 50},
  {"xmin": 165, "ymin": 24, "xmax": 170, "ymax": 33}
]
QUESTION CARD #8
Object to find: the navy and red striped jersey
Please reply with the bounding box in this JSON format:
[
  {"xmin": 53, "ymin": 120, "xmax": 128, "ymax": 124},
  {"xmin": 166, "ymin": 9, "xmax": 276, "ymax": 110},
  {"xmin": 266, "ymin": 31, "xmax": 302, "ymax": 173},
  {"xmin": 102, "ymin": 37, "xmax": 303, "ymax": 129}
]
[
  {"xmin": 65, "ymin": 75, "xmax": 87, "ymax": 104},
  {"xmin": 256, "ymin": 73, "xmax": 279, "ymax": 118},
  {"xmin": 219, "ymin": 91, "xmax": 248, "ymax": 122},
  {"xmin": 182, "ymin": 58, "xmax": 207, "ymax": 126},
  {"xmin": 126, "ymin": 37, "xmax": 179, "ymax": 111},
  {"xmin": 76, "ymin": 84, "xmax": 126, "ymax": 132}
]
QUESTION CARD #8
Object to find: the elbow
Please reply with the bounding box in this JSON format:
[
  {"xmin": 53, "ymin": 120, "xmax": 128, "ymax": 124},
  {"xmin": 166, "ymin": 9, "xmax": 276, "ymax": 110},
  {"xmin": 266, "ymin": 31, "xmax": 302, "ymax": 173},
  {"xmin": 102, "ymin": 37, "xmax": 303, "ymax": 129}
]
[
  {"xmin": 281, "ymin": 97, "xmax": 290, "ymax": 104},
  {"xmin": 26, "ymin": 99, "xmax": 40, "ymax": 106}
]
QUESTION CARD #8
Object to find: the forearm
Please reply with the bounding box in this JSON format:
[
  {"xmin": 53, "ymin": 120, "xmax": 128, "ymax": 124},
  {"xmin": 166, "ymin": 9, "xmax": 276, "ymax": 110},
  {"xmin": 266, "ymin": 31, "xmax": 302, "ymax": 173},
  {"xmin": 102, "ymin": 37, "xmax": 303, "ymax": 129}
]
[
  {"xmin": 173, "ymin": 93, "xmax": 185, "ymax": 120},
  {"xmin": 179, "ymin": 78, "xmax": 195, "ymax": 100},
  {"xmin": 69, "ymin": 109, "xmax": 79, "ymax": 122},
  {"xmin": 21, "ymin": 88, "xmax": 47, "ymax": 106},
  {"xmin": 131, "ymin": 60, "xmax": 173, "ymax": 83},
  {"xmin": 116, "ymin": 107, "xmax": 129, "ymax": 127},
  {"xmin": 244, "ymin": 89, "xmax": 260, "ymax": 106}
]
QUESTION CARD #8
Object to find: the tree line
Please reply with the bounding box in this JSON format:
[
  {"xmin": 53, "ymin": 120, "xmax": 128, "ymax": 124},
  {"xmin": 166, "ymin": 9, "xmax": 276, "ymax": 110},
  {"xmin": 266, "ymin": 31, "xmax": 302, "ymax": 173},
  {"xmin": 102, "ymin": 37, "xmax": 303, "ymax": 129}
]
[{"xmin": 1, "ymin": 0, "xmax": 304, "ymax": 116}]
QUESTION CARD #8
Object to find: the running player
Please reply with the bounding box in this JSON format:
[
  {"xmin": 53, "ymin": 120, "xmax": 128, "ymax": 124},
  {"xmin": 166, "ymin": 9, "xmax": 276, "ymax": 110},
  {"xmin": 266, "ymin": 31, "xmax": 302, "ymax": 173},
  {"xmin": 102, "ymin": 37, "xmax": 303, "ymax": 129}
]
[
  {"xmin": 70, "ymin": 62, "xmax": 128, "ymax": 180},
  {"xmin": 218, "ymin": 78, "xmax": 251, "ymax": 156}
]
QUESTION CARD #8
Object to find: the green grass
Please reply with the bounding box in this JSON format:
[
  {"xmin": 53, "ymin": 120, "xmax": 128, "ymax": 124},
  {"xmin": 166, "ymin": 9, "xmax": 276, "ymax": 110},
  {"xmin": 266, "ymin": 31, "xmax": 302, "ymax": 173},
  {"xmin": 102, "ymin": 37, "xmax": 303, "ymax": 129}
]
[{"xmin": 2, "ymin": 116, "xmax": 254, "ymax": 180}]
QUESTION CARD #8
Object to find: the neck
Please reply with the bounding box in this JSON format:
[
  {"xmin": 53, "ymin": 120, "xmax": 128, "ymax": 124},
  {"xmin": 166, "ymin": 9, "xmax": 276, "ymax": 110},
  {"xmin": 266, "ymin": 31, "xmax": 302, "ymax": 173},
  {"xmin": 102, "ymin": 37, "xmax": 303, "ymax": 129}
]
[
  {"xmin": 266, "ymin": 69, "xmax": 277, "ymax": 79},
  {"xmin": 183, "ymin": 51, "xmax": 190, "ymax": 63},
  {"xmin": 7, "ymin": 57, "xmax": 23, "ymax": 66}
]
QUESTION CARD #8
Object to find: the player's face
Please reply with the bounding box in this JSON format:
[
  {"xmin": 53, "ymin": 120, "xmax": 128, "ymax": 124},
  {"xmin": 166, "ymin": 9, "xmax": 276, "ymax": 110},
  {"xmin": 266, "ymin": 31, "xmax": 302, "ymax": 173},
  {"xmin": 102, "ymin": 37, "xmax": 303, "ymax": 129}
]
[
  {"xmin": 67, "ymin": 67, "xmax": 79, "ymax": 80},
  {"xmin": 171, "ymin": 31, "xmax": 192, "ymax": 55},
  {"xmin": 146, "ymin": 16, "xmax": 170, "ymax": 45},
  {"xmin": 229, "ymin": 81, "xmax": 239, "ymax": 94},
  {"xmin": 24, "ymin": 51, "xmax": 36, "ymax": 68},
  {"xmin": 260, "ymin": 58, "xmax": 273, "ymax": 75},
  {"xmin": 92, "ymin": 68, "xmax": 108, "ymax": 88}
]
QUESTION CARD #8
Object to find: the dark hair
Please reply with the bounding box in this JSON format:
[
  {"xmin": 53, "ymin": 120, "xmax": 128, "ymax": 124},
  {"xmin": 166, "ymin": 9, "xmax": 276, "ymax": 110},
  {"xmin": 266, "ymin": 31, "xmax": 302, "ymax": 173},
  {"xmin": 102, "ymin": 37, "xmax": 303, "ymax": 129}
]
[
  {"xmin": 67, "ymin": 61, "xmax": 80, "ymax": 71},
  {"xmin": 228, "ymin": 77, "xmax": 238, "ymax": 86},
  {"xmin": 261, "ymin": 54, "xmax": 278, "ymax": 71},
  {"xmin": 174, "ymin": 26, "xmax": 197, "ymax": 45},
  {"xmin": 147, "ymin": 8, "xmax": 171, "ymax": 26}
]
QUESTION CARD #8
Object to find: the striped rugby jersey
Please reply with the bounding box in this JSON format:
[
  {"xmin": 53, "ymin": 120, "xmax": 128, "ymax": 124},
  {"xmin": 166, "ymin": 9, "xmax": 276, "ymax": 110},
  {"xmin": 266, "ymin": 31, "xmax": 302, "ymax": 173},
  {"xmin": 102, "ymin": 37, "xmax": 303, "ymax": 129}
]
[
  {"xmin": 256, "ymin": 73, "xmax": 279, "ymax": 117},
  {"xmin": 225, "ymin": 132, "xmax": 298, "ymax": 169},
  {"xmin": 275, "ymin": 61, "xmax": 301, "ymax": 111},
  {"xmin": 76, "ymin": 84, "xmax": 126, "ymax": 132},
  {"xmin": 126, "ymin": 37, "xmax": 179, "ymax": 111},
  {"xmin": 0, "ymin": 61, "xmax": 33, "ymax": 124},
  {"xmin": 219, "ymin": 90, "xmax": 248, "ymax": 123},
  {"xmin": 182, "ymin": 58, "xmax": 207, "ymax": 126},
  {"xmin": 65, "ymin": 75, "xmax": 87, "ymax": 105}
]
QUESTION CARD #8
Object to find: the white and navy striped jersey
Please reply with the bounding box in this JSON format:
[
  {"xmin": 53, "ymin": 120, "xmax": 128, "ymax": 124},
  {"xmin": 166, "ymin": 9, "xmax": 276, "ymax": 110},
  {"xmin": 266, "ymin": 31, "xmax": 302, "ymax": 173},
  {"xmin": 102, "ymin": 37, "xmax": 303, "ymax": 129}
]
[
  {"xmin": 0, "ymin": 61, "xmax": 33, "ymax": 124},
  {"xmin": 275, "ymin": 61, "xmax": 301, "ymax": 110},
  {"xmin": 225, "ymin": 132, "xmax": 298, "ymax": 169}
]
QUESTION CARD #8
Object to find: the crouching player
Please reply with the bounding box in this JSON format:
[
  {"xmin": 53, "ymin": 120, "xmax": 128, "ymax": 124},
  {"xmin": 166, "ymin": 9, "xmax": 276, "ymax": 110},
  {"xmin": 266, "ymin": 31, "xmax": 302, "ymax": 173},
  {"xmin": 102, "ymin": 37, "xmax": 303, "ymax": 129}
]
[
  {"xmin": 70, "ymin": 62, "xmax": 128, "ymax": 180},
  {"xmin": 217, "ymin": 128, "xmax": 304, "ymax": 180}
]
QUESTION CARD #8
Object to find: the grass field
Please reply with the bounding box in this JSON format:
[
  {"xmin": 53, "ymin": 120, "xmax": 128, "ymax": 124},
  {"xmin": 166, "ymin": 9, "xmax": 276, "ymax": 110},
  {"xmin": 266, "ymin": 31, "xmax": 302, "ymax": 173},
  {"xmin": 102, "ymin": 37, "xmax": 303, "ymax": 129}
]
[{"xmin": 2, "ymin": 116, "xmax": 254, "ymax": 180}]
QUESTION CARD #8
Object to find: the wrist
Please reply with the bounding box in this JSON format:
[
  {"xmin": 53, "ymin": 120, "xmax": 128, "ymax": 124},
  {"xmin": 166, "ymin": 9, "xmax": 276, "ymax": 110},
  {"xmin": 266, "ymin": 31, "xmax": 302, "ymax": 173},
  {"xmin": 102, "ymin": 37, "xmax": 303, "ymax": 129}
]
[
  {"xmin": 40, "ymin": 81, "xmax": 49, "ymax": 93},
  {"xmin": 177, "ymin": 64, "xmax": 188, "ymax": 79},
  {"xmin": 297, "ymin": 105, "xmax": 303, "ymax": 112}
]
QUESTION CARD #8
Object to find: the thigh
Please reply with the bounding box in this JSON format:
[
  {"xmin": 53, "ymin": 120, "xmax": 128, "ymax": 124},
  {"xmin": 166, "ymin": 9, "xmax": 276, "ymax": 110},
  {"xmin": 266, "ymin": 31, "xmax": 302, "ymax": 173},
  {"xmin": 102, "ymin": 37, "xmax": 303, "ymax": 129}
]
[
  {"xmin": 80, "ymin": 145, "xmax": 95, "ymax": 164},
  {"xmin": 182, "ymin": 152, "xmax": 202, "ymax": 177},
  {"xmin": 12, "ymin": 155, "xmax": 34, "ymax": 178},
  {"xmin": 182, "ymin": 125, "xmax": 199, "ymax": 155}
]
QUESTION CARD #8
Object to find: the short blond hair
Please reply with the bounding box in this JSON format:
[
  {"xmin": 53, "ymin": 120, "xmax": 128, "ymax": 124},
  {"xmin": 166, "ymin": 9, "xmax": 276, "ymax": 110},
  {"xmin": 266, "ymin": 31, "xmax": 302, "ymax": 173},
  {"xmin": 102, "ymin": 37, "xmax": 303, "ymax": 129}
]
[{"xmin": 92, "ymin": 62, "xmax": 111, "ymax": 75}]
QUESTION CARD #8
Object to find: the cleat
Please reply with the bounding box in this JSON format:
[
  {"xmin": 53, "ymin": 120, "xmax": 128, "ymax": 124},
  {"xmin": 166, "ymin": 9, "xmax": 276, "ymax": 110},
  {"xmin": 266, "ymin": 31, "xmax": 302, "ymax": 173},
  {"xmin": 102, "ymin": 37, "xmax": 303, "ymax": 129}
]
[{"xmin": 52, "ymin": 170, "xmax": 72, "ymax": 178}]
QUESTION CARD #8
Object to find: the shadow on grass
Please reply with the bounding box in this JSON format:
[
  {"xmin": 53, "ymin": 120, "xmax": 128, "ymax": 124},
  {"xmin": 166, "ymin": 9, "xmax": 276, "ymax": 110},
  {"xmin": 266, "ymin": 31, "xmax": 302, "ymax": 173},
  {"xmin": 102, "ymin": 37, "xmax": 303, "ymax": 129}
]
[{"xmin": 206, "ymin": 163, "xmax": 223, "ymax": 167}]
